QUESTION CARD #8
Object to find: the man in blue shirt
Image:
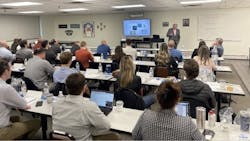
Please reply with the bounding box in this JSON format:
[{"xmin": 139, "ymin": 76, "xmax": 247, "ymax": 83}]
[
  {"xmin": 96, "ymin": 40, "xmax": 111, "ymax": 59},
  {"xmin": 168, "ymin": 40, "xmax": 183, "ymax": 62}
]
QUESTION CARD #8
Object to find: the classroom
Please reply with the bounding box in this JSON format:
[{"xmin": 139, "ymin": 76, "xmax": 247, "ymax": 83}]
[{"xmin": 0, "ymin": 0, "xmax": 250, "ymax": 140}]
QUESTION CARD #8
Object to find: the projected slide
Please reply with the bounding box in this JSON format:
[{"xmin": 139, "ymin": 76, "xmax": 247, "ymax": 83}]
[{"xmin": 123, "ymin": 19, "xmax": 151, "ymax": 37}]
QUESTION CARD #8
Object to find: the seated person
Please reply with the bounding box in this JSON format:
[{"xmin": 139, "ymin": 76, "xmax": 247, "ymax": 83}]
[
  {"xmin": 132, "ymin": 81, "xmax": 204, "ymax": 140},
  {"xmin": 0, "ymin": 58, "xmax": 40, "ymax": 139},
  {"xmin": 193, "ymin": 45, "xmax": 216, "ymax": 72},
  {"xmin": 96, "ymin": 40, "xmax": 111, "ymax": 59},
  {"xmin": 50, "ymin": 39, "xmax": 61, "ymax": 54},
  {"xmin": 111, "ymin": 45, "xmax": 125, "ymax": 71},
  {"xmin": 114, "ymin": 55, "xmax": 155, "ymax": 108},
  {"xmin": 75, "ymin": 41, "xmax": 94, "ymax": 69},
  {"xmin": 0, "ymin": 41, "xmax": 14, "ymax": 62},
  {"xmin": 16, "ymin": 40, "xmax": 33, "ymax": 61},
  {"xmin": 53, "ymin": 52, "xmax": 77, "ymax": 83},
  {"xmin": 168, "ymin": 40, "xmax": 183, "ymax": 62},
  {"xmin": 210, "ymin": 38, "xmax": 224, "ymax": 57},
  {"xmin": 179, "ymin": 59, "xmax": 216, "ymax": 117},
  {"xmin": 71, "ymin": 41, "xmax": 80, "ymax": 56},
  {"xmin": 191, "ymin": 40, "xmax": 206, "ymax": 58},
  {"xmin": 123, "ymin": 39, "xmax": 137, "ymax": 60},
  {"xmin": 41, "ymin": 40, "xmax": 57, "ymax": 65},
  {"xmin": 155, "ymin": 43, "xmax": 178, "ymax": 77},
  {"xmin": 52, "ymin": 73, "xmax": 111, "ymax": 140},
  {"xmin": 24, "ymin": 48, "xmax": 54, "ymax": 90}
]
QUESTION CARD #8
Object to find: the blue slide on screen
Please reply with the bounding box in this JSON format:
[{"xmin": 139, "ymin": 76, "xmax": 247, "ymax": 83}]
[{"xmin": 123, "ymin": 19, "xmax": 151, "ymax": 37}]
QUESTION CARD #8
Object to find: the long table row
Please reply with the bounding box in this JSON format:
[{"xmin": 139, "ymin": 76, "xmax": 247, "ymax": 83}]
[{"xmin": 23, "ymin": 90, "xmax": 248, "ymax": 140}]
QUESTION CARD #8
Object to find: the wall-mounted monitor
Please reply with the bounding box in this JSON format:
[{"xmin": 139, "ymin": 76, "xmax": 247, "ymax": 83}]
[{"xmin": 123, "ymin": 19, "xmax": 151, "ymax": 37}]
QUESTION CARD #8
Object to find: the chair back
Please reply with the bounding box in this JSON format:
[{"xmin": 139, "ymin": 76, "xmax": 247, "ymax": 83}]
[
  {"xmin": 22, "ymin": 77, "xmax": 40, "ymax": 91},
  {"xmin": 154, "ymin": 66, "xmax": 168, "ymax": 77},
  {"xmin": 50, "ymin": 130, "xmax": 75, "ymax": 140},
  {"xmin": 115, "ymin": 88, "xmax": 145, "ymax": 110},
  {"xmin": 182, "ymin": 97, "xmax": 210, "ymax": 119},
  {"xmin": 70, "ymin": 60, "xmax": 85, "ymax": 71},
  {"xmin": 53, "ymin": 83, "xmax": 67, "ymax": 96}
]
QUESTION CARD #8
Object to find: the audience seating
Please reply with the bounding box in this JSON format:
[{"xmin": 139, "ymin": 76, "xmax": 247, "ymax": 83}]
[
  {"xmin": 154, "ymin": 66, "xmax": 169, "ymax": 77},
  {"xmin": 22, "ymin": 77, "xmax": 41, "ymax": 91},
  {"xmin": 70, "ymin": 60, "xmax": 85, "ymax": 71},
  {"xmin": 53, "ymin": 83, "xmax": 67, "ymax": 96}
]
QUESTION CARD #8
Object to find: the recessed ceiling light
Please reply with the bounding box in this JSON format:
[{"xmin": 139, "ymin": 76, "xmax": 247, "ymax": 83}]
[
  {"xmin": 18, "ymin": 11, "xmax": 44, "ymax": 14},
  {"xmin": 59, "ymin": 8, "xmax": 88, "ymax": 12},
  {"xmin": 112, "ymin": 4, "xmax": 145, "ymax": 9},
  {"xmin": 180, "ymin": 0, "xmax": 222, "ymax": 5},
  {"xmin": 1, "ymin": 2, "xmax": 42, "ymax": 7}
]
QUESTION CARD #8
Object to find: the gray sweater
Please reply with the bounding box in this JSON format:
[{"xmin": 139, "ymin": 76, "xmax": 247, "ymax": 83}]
[{"xmin": 179, "ymin": 79, "xmax": 216, "ymax": 109}]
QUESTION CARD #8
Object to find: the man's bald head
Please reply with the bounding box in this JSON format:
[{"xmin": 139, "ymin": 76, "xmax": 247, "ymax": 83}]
[
  {"xmin": 101, "ymin": 40, "xmax": 107, "ymax": 45},
  {"xmin": 168, "ymin": 40, "xmax": 176, "ymax": 49},
  {"xmin": 0, "ymin": 41, "xmax": 9, "ymax": 48}
]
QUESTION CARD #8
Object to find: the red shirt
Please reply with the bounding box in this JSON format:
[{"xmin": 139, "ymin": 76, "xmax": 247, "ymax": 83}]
[{"xmin": 75, "ymin": 48, "xmax": 94, "ymax": 68}]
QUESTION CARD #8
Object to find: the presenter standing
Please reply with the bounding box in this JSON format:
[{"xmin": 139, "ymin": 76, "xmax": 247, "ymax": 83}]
[{"xmin": 167, "ymin": 24, "xmax": 180, "ymax": 48}]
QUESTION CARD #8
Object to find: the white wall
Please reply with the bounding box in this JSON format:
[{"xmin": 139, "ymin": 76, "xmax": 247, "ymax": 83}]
[
  {"xmin": 41, "ymin": 8, "xmax": 250, "ymax": 56},
  {"xmin": 0, "ymin": 15, "xmax": 40, "ymax": 41}
]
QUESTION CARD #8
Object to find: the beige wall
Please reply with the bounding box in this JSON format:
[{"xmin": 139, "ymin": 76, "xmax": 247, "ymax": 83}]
[
  {"xmin": 0, "ymin": 15, "xmax": 40, "ymax": 41},
  {"xmin": 41, "ymin": 8, "xmax": 250, "ymax": 56}
]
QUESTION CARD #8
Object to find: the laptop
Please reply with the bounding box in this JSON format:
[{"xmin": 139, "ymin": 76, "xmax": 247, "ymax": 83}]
[
  {"xmin": 175, "ymin": 102, "xmax": 189, "ymax": 117},
  {"xmin": 90, "ymin": 90, "xmax": 114, "ymax": 115}
]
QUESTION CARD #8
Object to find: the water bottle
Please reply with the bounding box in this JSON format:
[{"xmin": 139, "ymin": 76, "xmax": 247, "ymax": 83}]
[
  {"xmin": 42, "ymin": 82, "xmax": 50, "ymax": 100},
  {"xmin": 76, "ymin": 62, "xmax": 80, "ymax": 71},
  {"xmin": 212, "ymin": 47, "xmax": 218, "ymax": 66},
  {"xmin": 24, "ymin": 58, "xmax": 28, "ymax": 66},
  {"xmin": 20, "ymin": 80, "xmax": 27, "ymax": 97},
  {"xmin": 101, "ymin": 53, "xmax": 104, "ymax": 60},
  {"xmin": 208, "ymin": 109, "xmax": 216, "ymax": 128},
  {"xmin": 98, "ymin": 63, "xmax": 103, "ymax": 72},
  {"xmin": 149, "ymin": 67, "xmax": 154, "ymax": 77}
]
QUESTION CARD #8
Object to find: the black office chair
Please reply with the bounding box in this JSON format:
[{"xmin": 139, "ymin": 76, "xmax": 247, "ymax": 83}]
[
  {"xmin": 182, "ymin": 97, "xmax": 211, "ymax": 119},
  {"xmin": 70, "ymin": 60, "xmax": 85, "ymax": 71},
  {"xmin": 50, "ymin": 130, "xmax": 75, "ymax": 140},
  {"xmin": 115, "ymin": 88, "xmax": 145, "ymax": 110},
  {"xmin": 22, "ymin": 77, "xmax": 41, "ymax": 91},
  {"xmin": 53, "ymin": 83, "xmax": 67, "ymax": 96}
]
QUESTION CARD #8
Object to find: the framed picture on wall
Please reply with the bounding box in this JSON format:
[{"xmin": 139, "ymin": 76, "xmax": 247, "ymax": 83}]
[
  {"xmin": 183, "ymin": 19, "xmax": 190, "ymax": 27},
  {"xmin": 83, "ymin": 21, "xmax": 95, "ymax": 38},
  {"xmin": 162, "ymin": 22, "xmax": 169, "ymax": 27}
]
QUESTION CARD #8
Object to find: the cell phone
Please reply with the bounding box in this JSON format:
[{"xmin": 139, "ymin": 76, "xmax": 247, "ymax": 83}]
[{"xmin": 35, "ymin": 101, "xmax": 43, "ymax": 107}]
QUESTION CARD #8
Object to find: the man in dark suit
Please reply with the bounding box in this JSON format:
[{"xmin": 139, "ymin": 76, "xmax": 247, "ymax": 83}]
[{"xmin": 167, "ymin": 24, "xmax": 180, "ymax": 48}]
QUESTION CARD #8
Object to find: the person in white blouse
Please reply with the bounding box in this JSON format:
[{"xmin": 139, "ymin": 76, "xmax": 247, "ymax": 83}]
[{"xmin": 123, "ymin": 39, "xmax": 137, "ymax": 60}]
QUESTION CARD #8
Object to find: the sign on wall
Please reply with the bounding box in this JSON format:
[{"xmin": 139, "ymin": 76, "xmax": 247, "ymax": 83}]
[{"xmin": 83, "ymin": 21, "xmax": 95, "ymax": 38}]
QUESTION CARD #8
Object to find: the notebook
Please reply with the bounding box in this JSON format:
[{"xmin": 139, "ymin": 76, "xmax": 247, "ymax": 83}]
[
  {"xmin": 90, "ymin": 90, "xmax": 114, "ymax": 115},
  {"xmin": 175, "ymin": 102, "xmax": 189, "ymax": 117}
]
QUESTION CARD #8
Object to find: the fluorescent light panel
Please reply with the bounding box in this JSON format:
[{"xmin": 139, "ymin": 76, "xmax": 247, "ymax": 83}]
[
  {"xmin": 1, "ymin": 2, "xmax": 42, "ymax": 7},
  {"xmin": 59, "ymin": 8, "xmax": 88, "ymax": 12},
  {"xmin": 18, "ymin": 11, "xmax": 44, "ymax": 14},
  {"xmin": 72, "ymin": 0, "xmax": 95, "ymax": 2},
  {"xmin": 112, "ymin": 4, "xmax": 145, "ymax": 9},
  {"xmin": 180, "ymin": 0, "xmax": 222, "ymax": 5}
]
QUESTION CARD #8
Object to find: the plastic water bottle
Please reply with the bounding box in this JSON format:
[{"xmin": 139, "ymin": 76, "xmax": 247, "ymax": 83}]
[
  {"xmin": 24, "ymin": 58, "xmax": 28, "ymax": 66},
  {"xmin": 212, "ymin": 47, "xmax": 218, "ymax": 66},
  {"xmin": 42, "ymin": 82, "xmax": 50, "ymax": 100},
  {"xmin": 76, "ymin": 62, "xmax": 80, "ymax": 71},
  {"xmin": 101, "ymin": 53, "xmax": 104, "ymax": 60},
  {"xmin": 20, "ymin": 80, "xmax": 27, "ymax": 97},
  {"xmin": 149, "ymin": 67, "xmax": 154, "ymax": 77},
  {"xmin": 98, "ymin": 63, "xmax": 103, "ymax": 72},
  {"xmin": 208, "ymin": 109, "xmax": 216, "ymax": 128}
]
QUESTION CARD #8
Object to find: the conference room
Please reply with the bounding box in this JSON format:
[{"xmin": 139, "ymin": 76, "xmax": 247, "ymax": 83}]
[{"xmin": 0, "ymin": 0, "xmax": 250, "ymax": 140}]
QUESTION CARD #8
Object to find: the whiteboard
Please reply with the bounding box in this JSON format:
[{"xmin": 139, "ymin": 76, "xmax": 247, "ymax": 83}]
[
  {"xmin": 198, "ymin": 14, "xmax": 241, "ymax": 41},
  {"xmin": 0, "ymin": 15, "xmax": 40, "ymax": 41}
]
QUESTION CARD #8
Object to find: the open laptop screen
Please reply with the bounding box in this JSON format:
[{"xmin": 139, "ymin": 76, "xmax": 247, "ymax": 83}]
[
  {"xmin": 175, "ymin": 102, "xmax": 189, "ymax": 117},
  {"xmin": 90, "ymin": 91, "xmax": 114, "ymax": 108}
]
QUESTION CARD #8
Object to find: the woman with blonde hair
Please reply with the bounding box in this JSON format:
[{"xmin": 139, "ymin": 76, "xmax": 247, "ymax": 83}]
[
  {"xmin": 115, "ymin": 55, "xmax": 155, "ymax": 108},
  {"xmin": 155, "ymin": 43, "xmax": 178, "ymax": 77}
]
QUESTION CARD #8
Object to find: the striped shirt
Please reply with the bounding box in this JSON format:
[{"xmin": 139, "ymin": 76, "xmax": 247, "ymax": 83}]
[{"xmin": 132, "ymin": 109, "xmax": 204, "ymax": 140}]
